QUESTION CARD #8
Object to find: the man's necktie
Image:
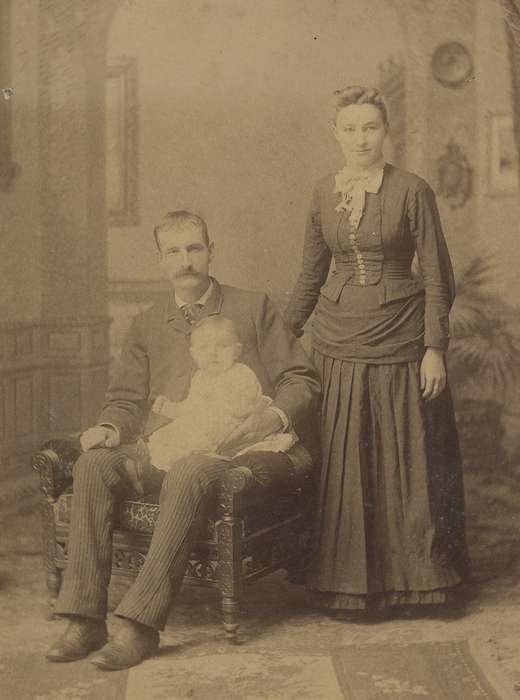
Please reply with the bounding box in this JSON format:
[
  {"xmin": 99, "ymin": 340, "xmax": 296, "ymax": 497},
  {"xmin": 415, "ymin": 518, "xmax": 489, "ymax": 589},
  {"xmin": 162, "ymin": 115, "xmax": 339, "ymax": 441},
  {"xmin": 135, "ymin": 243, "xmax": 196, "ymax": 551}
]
[{"xmin": 181, "ymin": 303, "xmax": 203, "ymax": 325}]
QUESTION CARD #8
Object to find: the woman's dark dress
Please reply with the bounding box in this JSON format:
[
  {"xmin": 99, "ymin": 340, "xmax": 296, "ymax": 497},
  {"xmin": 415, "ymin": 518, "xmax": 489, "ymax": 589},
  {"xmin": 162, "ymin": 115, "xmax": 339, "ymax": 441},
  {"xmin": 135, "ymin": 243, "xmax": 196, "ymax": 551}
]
[{"xmin": 285, "ymin": 164, "xmax": 468, "ymax": 609}]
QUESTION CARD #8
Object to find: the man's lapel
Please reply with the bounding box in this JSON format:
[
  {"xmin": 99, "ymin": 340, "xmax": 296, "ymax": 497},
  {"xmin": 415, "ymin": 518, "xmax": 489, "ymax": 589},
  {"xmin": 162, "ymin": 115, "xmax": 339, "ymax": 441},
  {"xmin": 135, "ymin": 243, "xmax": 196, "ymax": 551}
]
[
  {"xmin": 166, "ymin": 277, "xmax": 224, "ymax": 333},
  {"xmin": 167, "ymin": 294, "xmax": 191, "ymax": 334},
  {"xmin": 197, "ymin": 277, "xmax": 224, "ymax": 321}
]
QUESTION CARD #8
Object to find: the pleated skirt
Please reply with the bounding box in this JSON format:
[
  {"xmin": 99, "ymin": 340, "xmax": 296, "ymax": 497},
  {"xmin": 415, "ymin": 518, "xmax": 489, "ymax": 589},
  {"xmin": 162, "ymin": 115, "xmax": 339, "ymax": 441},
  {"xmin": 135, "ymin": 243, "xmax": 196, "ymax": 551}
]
[{"xmin": 309, "ymin": 350, "xmax": 468, "ymax": 610}]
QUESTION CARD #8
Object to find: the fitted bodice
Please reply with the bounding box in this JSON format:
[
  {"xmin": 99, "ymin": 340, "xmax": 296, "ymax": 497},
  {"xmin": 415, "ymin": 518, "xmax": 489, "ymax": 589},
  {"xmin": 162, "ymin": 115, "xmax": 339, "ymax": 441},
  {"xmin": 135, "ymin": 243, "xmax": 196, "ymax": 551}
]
[
  {"xmin": 319, "ymin": 187, "xmax": 418, "ymax": 307},
  {"xmin": 285, "ymin": 164, "xmax": 456, "ymax": 362}
]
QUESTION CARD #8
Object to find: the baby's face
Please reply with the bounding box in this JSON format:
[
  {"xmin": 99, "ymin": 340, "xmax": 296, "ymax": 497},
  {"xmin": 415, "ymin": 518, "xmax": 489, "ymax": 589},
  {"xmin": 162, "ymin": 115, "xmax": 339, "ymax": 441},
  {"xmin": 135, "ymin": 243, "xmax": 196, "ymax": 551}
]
[{"xmin": 190, "ymin": 326, "xmax": 239, "ymax": 375}]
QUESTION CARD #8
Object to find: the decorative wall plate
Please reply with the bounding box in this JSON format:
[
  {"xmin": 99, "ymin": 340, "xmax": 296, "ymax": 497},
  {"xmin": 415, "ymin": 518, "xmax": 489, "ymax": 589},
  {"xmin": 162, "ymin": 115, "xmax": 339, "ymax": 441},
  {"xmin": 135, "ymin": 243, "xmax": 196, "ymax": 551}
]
[
  {"xmin": 432, "ymin": 42, "xmax": 473, "ymax": 88},
  {"xmin": 436, "ymin": 139, "xmax": 472, "ymax": 209}
]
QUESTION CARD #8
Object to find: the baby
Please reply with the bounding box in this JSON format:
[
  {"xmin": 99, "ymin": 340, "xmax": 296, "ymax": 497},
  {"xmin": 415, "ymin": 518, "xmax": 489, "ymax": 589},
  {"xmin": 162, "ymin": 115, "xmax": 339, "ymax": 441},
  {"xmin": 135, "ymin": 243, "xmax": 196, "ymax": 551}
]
[{"xmin": 146, "ymin": 316, "xmax": 297, "ymax": 471}]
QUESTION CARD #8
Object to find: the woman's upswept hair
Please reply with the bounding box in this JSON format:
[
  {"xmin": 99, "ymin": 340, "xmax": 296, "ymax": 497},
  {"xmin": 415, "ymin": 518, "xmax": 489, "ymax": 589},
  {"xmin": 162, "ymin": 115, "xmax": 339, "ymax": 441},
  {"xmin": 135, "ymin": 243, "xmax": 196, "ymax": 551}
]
[{"xmin": 332, "ymin": 85, "xmax": 389, "ymax": 126}]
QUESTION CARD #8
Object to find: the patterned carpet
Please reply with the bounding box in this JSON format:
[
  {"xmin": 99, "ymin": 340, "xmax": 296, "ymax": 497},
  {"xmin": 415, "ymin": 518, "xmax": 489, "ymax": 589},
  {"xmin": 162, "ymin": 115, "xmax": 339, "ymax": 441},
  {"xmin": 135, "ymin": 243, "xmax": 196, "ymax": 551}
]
[
  {"xmin": 332, "ymin": 640, "xmax": 502, "ymax": 699},
  {"xmin": 0, "ymin": 638, "xmax": 509, "ymax": 700},
  {"xmin": 1, "ymin": 652, "xmax": 127, "ymax": 700},
  {"xmin": 124, "ymin": 639, "xmax": 510, "ymax": 700},
  {"xmin": 126, "ymin": 646, "xmax": 343, "ymax": 700},
  {"xmin": 3, "ymin": 453, "xmax": 520, "ymax": 699}
]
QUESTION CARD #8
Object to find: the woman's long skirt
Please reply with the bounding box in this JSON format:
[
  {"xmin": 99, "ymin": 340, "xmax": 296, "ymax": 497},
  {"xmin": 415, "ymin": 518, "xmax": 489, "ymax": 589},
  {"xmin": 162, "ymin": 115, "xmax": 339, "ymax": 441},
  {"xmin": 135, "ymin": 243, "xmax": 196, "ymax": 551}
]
[{"xmin": 309, "ymin": 351, "xmax": 469, "ymax": 610}]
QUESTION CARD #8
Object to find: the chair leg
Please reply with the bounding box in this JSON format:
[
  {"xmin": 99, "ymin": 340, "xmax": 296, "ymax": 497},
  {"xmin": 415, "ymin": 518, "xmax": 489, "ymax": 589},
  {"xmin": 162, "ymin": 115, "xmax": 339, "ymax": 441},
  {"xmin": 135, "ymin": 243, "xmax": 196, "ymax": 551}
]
[
  {"xmin": 286, "ymin": 559, "xmax": 308, "ymax": 585},
  {"xmin": 41, "ymin": 500, "xmax": 61, "ymax": 619},
  {"xmin": 222, "ymin": 595, "xmax": 240, "ymax": 643},
  {"xmin": 286, "ymin": 544, "xmax": 312, "ymax": 585},
  {"xmin": 216, "ymin": 514, "xmax": 242, "ymax": 644},
  {"xmin": 46, "ymin": 570, "xmax": 63, "ymax": 619},
  {"xmin": 287, "ymin": 518, "xmax": 313, "ymax": 584}
]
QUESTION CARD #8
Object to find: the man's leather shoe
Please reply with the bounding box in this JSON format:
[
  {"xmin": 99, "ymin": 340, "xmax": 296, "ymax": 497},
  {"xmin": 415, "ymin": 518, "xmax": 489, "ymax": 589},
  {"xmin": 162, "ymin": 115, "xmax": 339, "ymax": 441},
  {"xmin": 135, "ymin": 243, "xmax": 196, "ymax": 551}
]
[
  {"xmin": 46, "ymin": 617, "xmax": 108, "ymax": 662},
  {"xmin": 90, "ymin": 619, "xmax": 159, "ymax": 670}
]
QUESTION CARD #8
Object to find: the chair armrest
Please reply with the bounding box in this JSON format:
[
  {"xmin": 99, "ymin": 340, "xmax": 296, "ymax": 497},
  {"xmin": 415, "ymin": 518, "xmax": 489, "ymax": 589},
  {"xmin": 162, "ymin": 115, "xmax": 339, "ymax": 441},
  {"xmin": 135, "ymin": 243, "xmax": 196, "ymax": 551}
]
[
  {"xmin": 32, "ymin": 438, "xmax": 81, "ymax": 502},
  {"xmin": 220, "ymin": 461, "xmax": 312, "ymax": 495},
  {"xmin": 217, "ymin": 450, "xmax": 315, "ymax": 518}
]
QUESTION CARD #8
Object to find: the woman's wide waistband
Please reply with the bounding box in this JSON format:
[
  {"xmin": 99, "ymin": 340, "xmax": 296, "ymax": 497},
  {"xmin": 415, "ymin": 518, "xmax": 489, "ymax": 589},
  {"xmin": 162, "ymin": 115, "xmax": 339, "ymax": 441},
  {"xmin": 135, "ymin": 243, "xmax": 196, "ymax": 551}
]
[
  {"xmin": 334, "ymin": 258, "xmax": 412, "ymax": 278},
  {"xmin": 321, "ymin": 266, "xmax": 422, "ymax": 303}
]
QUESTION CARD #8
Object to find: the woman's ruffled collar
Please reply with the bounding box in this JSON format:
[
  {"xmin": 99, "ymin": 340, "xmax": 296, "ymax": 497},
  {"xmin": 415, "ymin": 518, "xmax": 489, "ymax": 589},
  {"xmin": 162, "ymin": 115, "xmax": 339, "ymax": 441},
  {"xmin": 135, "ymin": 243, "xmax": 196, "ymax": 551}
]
[{"xmin": 334, "ymin": 159, "xmax": 386, "ymax": 228}]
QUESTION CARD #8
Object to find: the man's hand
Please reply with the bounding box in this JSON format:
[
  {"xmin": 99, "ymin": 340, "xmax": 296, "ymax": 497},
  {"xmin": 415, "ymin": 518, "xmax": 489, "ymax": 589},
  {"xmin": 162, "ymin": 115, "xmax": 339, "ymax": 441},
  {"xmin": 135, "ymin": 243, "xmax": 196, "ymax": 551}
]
[
  {"xmin": 420, "ymin": 347, "xmax": 446, "ymax": 402},
  {"xmin": 218, "ymin": 408, "xmax": 283, "ymax": 454},
  {"xmin": 80, "ymin": 425, "xmax": 120, "ymax": 451}
]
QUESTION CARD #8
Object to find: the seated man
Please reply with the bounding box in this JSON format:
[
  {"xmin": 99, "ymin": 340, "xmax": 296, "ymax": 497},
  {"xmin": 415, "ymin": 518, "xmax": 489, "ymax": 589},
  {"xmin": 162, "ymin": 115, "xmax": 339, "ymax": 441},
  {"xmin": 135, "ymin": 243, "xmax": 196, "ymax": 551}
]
[{"xmin": 46, "ymin": 210, "xmax": 321, "ymax": 670}]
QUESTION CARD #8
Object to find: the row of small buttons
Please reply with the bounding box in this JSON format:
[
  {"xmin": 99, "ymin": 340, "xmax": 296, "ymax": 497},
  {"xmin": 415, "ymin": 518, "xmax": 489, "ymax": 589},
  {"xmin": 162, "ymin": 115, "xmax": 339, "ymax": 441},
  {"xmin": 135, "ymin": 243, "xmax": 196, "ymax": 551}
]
[{"xmin": 348, "ymin": 231, "xmax": 366, "ymax": 285}]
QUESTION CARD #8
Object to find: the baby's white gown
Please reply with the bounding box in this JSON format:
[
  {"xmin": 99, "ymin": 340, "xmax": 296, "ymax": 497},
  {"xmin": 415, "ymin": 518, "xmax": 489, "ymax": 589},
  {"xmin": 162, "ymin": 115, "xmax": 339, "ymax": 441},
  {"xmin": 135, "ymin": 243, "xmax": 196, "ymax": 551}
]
[{"xmin": 147, "ymin": 362, "xmax": 296, "ymax": 471}]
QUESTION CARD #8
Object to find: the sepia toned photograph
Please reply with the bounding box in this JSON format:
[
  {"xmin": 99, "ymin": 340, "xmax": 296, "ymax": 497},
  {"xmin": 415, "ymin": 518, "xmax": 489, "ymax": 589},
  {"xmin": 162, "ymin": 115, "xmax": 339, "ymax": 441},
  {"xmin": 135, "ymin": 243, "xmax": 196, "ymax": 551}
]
[{"xmin": 1, "ymin": 1, "xmax": 520, "ymax": 698}]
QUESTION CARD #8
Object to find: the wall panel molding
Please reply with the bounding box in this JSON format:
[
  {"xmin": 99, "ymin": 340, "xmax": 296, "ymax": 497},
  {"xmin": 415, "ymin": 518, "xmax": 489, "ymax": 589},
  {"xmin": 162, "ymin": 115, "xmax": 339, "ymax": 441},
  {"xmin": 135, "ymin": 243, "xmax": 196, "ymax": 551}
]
[
  {"xmin": 14, "ymin": 375, "xmax": 34, "ymax": 437},
  {"xmin": 0, "ymin": 317, "xmax": 110, "ymax": 477}
]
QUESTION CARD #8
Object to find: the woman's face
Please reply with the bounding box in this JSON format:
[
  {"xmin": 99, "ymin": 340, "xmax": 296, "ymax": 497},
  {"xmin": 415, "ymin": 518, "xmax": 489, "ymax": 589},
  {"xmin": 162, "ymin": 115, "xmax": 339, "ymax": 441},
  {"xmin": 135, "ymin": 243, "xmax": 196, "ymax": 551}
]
[{"xmin": 333, "ymin": 103, "xmax": 387, "ymax": 169}]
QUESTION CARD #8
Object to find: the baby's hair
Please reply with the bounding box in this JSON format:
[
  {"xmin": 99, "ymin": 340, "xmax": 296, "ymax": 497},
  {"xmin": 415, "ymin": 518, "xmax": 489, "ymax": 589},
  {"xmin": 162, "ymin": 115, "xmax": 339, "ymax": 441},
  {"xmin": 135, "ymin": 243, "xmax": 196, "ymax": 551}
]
[
  {"xmin": 332, "ymin": 85, "xmax": 389, "ymax": 126},
  {"xmin": 190, "ymin": 316, "xmax": 239, "ymax": 344},
  {"xmin": 153, "ymin": 210, "xmax": 209, "ymax": 251}
]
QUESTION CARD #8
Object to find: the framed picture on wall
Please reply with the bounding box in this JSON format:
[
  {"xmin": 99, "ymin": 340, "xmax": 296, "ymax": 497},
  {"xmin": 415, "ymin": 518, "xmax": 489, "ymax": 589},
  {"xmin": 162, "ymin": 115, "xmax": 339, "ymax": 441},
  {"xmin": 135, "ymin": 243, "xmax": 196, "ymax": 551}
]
[
  {"xmin": 106, "ymin": 56, "xmax": 139, "ymax": 226},
  {"xmin": 488, "ymin": 113, "xmax": 519, "ymax": 195},
  {"xmin": 0, "ymin": 1, "xmax": 19, "ymax": 191}
]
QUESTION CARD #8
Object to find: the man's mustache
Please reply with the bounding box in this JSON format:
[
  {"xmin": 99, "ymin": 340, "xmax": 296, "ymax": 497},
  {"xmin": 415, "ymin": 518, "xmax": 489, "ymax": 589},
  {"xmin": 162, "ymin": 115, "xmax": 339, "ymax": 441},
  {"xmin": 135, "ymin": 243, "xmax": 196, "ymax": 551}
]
[{"xmin": 174, "ymin": 269, "xmax": 201, "ymax": 278}]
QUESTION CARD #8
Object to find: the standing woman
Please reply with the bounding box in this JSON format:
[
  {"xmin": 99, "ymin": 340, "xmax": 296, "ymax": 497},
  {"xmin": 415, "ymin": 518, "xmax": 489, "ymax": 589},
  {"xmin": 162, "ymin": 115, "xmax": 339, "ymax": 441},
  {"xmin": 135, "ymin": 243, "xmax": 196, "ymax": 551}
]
[{"xmin": 285, "ymin": 86, "xmax": 468, "ymax": 613}]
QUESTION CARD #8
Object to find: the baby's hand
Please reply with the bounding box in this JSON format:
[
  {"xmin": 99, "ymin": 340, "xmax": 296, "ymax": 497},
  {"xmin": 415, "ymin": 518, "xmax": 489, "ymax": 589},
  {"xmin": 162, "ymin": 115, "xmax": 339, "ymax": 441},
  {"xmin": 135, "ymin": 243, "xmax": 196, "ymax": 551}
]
[
  {"xmin": 153, "ymin": 395, "xmax": 170, "ymax": 415},
  {"xmin": 153, "ymin": 395, "xmax": 180, "ymax": 419}
]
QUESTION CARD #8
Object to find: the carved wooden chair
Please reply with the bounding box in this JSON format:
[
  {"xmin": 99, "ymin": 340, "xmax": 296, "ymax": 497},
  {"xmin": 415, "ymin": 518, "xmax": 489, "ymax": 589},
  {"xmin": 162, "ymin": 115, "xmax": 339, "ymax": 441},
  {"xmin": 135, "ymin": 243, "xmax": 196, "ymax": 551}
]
[{"xmin": 32, "ymin": 439, "xmax": 315, "ymax": 642}]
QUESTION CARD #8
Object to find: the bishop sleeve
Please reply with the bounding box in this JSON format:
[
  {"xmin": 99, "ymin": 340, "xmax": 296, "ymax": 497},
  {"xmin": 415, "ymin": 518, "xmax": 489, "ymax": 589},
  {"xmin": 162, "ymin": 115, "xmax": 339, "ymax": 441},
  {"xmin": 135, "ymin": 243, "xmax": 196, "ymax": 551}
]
[{"xmin": 408, "ymin": 180, "xmax": 456, "ymax": 351}]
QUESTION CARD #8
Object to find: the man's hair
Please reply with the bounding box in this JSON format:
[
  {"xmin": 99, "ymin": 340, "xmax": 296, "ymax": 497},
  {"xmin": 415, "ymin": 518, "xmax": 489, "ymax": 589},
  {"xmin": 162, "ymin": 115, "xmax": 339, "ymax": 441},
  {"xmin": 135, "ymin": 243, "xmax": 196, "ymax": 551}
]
[
  {"xmin": 153, "ymin": 211, "xmax": 210, "ymax": 250},
  {"xmin": 332, "ymin": 85, "xmax": 389, "ymax": 126},
  {"xmin": 190, "ymin": 316, "xmax": 240, "ymax": 346}
]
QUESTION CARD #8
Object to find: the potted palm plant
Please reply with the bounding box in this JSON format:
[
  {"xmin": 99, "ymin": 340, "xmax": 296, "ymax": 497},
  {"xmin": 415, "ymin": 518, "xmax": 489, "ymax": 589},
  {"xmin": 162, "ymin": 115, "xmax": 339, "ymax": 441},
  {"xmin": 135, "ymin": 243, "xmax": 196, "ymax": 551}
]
[{"xmin": 447, "ymin": 257, "xmax": 520, "ymax": 464}]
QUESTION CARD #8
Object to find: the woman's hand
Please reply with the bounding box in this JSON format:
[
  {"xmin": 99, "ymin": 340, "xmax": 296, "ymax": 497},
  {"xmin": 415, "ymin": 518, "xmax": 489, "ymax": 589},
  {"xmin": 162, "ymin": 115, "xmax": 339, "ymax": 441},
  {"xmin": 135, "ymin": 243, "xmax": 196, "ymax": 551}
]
[{"xmin": 420, "ymin": 347, "xmax": 446, "ymax": 401}]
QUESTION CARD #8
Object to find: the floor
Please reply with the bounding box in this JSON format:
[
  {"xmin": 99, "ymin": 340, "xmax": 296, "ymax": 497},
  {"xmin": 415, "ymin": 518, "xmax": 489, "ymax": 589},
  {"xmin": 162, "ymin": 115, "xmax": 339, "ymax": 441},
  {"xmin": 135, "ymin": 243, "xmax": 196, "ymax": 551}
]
[{"xmin": 2, "ymin": 453, "xmax": 520, "ymax": 700}]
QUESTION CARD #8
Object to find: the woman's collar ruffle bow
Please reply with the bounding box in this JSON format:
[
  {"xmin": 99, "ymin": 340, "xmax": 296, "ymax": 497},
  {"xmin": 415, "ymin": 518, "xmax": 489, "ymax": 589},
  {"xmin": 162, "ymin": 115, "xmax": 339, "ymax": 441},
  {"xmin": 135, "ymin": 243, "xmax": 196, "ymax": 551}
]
[{"xmin": 333, "ymin": 165, "xmax": 385, "ymax": 228}]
